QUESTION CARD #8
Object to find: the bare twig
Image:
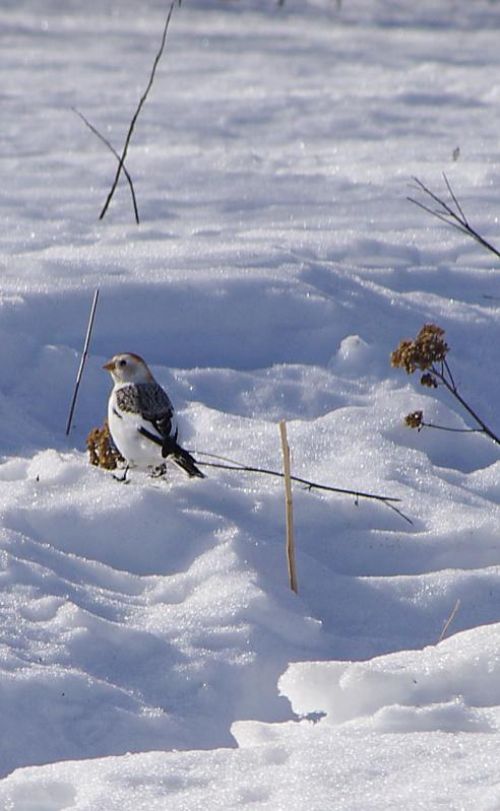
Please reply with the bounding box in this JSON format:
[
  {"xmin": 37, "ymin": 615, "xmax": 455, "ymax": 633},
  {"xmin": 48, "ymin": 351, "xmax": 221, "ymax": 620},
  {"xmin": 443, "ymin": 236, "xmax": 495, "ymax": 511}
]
[
  {"xmin": 431, "ymin": 362, "xmax": 500, "ymax": 446},
  {"xmin": 195, "ymin": 452, "xmax": 412, "ymax": 524},
  {"xmin": 417, "ymin": 421, "xmax": 482, "ymax": 435},
  {"xmin": 279, "ymin": 421, "xmax": 298, "ymax": 594},
  {"xmin": 438, "ymin": 598, "xmax": 461, "ymax": 643},
  {"xmin": 66, "ymin": 289, "xmax": 100, "ymax": 436},
  {"xmin": 99, "ymin": 0, "xmax": 177, "ymax": 220},
  {"xmin": 73, "ymin": 107, "xmax": 140, "ymax": 224},
  {"xmin": 443, "ymin": 173, "xmax": 466, "ymax": 223},
  {"xmin": 89, "ymin": 426, "xmax": 410, "ymax": 523},
  {"xmin": 408, "ymin": 174, "xmax": 500, "ymax": 261}
]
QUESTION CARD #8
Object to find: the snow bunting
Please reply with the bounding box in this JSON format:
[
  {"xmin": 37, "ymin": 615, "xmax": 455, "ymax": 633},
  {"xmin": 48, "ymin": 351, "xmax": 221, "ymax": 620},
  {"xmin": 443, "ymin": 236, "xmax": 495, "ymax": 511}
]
[{"xmin": 103, "ymin": 352, "xmax": 205, "ymax": 480}]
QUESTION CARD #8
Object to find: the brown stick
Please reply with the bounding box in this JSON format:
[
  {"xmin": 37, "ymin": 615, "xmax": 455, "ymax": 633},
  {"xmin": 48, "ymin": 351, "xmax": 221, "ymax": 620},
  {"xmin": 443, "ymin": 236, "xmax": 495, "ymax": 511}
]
[{"xmin": 279, "ymin": 420, "xmax": 298, "ymax": 594}]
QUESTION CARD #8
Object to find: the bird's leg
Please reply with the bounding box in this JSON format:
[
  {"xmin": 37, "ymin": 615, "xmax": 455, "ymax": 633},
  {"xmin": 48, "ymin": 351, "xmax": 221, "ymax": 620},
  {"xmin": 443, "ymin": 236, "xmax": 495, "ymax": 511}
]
[
  {"xmin": 150, "ymin": 463, "xmax": 167, "ymax": 478},
  {"xmin": 113, "ymin": 464, "xmax": 130, "ymax": 483}
]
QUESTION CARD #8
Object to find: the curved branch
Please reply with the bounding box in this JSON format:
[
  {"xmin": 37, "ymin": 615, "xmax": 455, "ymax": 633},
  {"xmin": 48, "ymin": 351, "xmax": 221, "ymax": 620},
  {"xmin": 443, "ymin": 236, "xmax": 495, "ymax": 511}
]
[
  {"xmin": 194, "ymin": 452, "xmax": 412, "ymax": 525},
  {"xmin": 99, "ymin": 0, "xmax": 177, "ymax": 220}
]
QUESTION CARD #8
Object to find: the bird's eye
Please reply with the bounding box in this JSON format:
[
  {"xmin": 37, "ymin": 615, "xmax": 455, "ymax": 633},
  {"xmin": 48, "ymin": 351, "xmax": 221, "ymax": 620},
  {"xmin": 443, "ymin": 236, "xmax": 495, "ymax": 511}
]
[{"xmin": 118, "ymin": 359, "xmax": 127, "ymax": 368}]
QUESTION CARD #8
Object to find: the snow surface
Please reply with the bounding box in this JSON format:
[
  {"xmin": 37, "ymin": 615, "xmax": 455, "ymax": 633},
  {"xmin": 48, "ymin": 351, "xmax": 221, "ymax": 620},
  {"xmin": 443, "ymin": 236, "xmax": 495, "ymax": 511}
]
[{"xmin": 2, "ymin": 0, "xmax": 500, "ymax": 807}]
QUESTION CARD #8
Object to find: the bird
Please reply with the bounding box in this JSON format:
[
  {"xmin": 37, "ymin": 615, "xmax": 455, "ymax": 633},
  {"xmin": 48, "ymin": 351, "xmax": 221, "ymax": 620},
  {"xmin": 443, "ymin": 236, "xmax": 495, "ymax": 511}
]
[{"xmin": 103, "ymin": 352, "xmax": 205, "ymax": 481}]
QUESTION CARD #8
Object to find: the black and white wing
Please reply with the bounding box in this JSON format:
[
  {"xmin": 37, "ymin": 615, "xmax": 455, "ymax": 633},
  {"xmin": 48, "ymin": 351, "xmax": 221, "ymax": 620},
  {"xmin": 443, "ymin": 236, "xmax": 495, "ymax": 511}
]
[{"xmin": 116, "ymin": 383, "xmax": 204, "ymax": 478}]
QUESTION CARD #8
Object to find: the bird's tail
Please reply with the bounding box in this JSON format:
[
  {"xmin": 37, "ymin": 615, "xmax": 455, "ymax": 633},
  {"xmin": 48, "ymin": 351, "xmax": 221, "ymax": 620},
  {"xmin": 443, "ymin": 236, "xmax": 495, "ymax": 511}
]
[
  {"xmin": 162, "ymin": 437, "xmax": 205, "ymax": 479},
  {"xmin": 171, "ymin": 446, "xmax": 205, "ymax": 478},
  {"xmin": 138, "ymin": 426, "xmax": 205, "ymax": 479}
]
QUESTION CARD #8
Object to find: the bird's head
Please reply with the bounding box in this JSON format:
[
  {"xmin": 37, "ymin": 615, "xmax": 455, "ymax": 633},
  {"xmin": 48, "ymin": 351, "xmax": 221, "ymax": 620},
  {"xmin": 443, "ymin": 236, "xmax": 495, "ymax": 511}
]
[{"xmin": 103, "ymin": 353, "xmax": 154, "ymax": 385}]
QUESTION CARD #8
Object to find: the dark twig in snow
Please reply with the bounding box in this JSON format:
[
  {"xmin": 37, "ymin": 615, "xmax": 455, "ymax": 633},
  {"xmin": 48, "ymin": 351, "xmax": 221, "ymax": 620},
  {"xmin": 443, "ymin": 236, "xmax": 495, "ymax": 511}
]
[
  {"xmin": 429, "ymin": 362, "xmax": 500, "ymax": 446},
  {"xmin": 408, "ymin": 174, "xmax": 500, "ymax": 261},
  {"xmin": 195, "ymin": 452, "xmax": 412, "ymax": 525},
  {"xmin": 66, "ymin": 289, "xmax": 100, "ymax": 436},
  {"xmin": 99, "ymin": 0, "xmax": 177, "ymax": 221},
  {"xmin": 416, "ymin": 421, "xmax": 482, "ymax": 435},
  {"xmin": 73, "ymin": 107, "xmax": 140, "ymax": 224}
]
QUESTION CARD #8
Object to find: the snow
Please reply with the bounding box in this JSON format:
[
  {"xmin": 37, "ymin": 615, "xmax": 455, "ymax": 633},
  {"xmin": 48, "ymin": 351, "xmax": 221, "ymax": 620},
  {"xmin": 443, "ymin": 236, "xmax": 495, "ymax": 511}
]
[{"xmin": 2, "ymin": 0, "xmax": 500, "ymax": 807}]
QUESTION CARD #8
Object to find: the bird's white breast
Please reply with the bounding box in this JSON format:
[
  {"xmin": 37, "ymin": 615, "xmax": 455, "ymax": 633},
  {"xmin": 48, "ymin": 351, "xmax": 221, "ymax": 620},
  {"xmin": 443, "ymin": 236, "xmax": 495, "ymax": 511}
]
[{"xmin": 108, "ymin": 386, "xmax": 164, "ymax": 469}]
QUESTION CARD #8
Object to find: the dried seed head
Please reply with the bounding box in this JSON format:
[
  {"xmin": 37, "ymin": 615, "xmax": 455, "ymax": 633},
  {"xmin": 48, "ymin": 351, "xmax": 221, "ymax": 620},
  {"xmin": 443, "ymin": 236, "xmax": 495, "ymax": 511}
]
[
  {"xmin": 86, "ymin": 421, "xmax": 124, "ymax": 470},
  {"xmin": 421, "ymin": 372, "xmax": 438, "ymax": 388},
  {"xmin": 405, "ymin": 410, "xmax": 424, "ymax": 430},
  {"xmin": 415, "ymin": 324, "xmax": 449, "ymax": 365},
  {"xmin": 391, "ymin": 323, "xmax": 449, "ymax": 374},
  {"xmin": 391, "ymin": 339, "xmax": 418, "ymax": 374}
]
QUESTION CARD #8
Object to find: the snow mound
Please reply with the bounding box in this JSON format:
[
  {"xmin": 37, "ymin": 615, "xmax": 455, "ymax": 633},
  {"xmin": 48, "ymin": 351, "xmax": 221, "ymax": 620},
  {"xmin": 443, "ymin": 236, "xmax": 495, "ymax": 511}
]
[{"xmin": 280, "ymin": 622, "xmax": 500, "ymax": 733}]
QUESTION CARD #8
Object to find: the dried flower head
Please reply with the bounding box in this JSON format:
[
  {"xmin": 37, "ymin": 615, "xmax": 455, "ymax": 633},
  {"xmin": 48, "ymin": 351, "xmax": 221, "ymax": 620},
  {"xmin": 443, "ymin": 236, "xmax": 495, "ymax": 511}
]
[
  {"xmin": 391, "ymin": 324, "xmax": 449, "ymax": 374},
  {"xmin": 405, "ymin": 410, "xmax": 424, "ymax": 430},
  {"xmin": 420, "ymin": 372, "xmax": 438, "ymax": 388},
  {"xmin": 86, "ymin": 421, "xmax": 124, "ymax": 470}
]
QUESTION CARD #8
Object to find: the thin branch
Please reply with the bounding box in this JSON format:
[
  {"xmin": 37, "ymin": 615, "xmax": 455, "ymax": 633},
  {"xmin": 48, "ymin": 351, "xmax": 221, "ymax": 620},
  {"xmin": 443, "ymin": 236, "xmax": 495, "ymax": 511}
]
[
  {"xmin": 380, "ymin": 499, "xmax": 414, "ymax": 525},
  {"xmin": 196, "ymin": 458, "xmax": 399, "ymax": 501},
  {"xmin": 431, "ymin": 363, "xmax": 500, "ymax": 445},
  {"xmin": 66, "ymin": 289, "xmax": 100, "ymax": 436},
  {"xmin": 438, "ymin": 598, "xmax": 461, "ymax": 644},
  {"xmin": 417, "ymin": 421, "xmax": 482, "ymax": 435},
  {"xmin": 443, "ymin": 172, "xmax": 467, "ymax": 224},
  {"xmin": 194, "ymin": 454, "xmax": 412, "ymax": 524},
  {"xmin": 99, "ymin": 0, "xmax": 177, "ymax": 220},
  {"xmin": 407, "ymin": 196, "xmax": 472, "ymax": 239},
  {"xmin": 408, "ymin": 175, "xmax": 500, "ymax": 261},
  {"xmin": 442, "ymin": 358, "xmax": 457, "ymax": 393},
  {"xmin": 73, "ymin": 107, "xmax": 140, "ymax": 224}
]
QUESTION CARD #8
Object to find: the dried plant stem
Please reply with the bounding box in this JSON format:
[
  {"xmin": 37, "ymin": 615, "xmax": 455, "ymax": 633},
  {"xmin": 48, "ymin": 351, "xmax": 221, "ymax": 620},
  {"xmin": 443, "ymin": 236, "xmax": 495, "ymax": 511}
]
[
  {"xmin": 431, "ymin": 362, "xmax": 500, "ymax": 446},
  {"xmin": 73, "ymin": 107, "xmax": 140, "ymax": 224},
  {"xmin": 417, "ymin": 422, "xmax": 481, "ymax": 435},
  {"xmin": 99, "ymin": 0, "xmax": 177, "ymax": 220},
  {"xmin": 438, "ymin": 598, "xmax": 461, "ymax": 644},
  {"xmin": 196, "ymin": 453, "xmax": 410, "ymax": 524},
  {"xmin": 394, "ymin": 325, "xmax": 500, "ymax": 448},
  {"xmin": 408, "ymin": 174, "xmax": 500, "ymax": 261},
  {"xmin": 90, "ymin": 430, "xmax": 410, "ymax": 524},
  {"xmin": 279, "ymin": 420, "xmax": 298, "ymax": 594},
  {"xmin": 66, "ymin": 289, "xmax": 100, "ymax": 436}
]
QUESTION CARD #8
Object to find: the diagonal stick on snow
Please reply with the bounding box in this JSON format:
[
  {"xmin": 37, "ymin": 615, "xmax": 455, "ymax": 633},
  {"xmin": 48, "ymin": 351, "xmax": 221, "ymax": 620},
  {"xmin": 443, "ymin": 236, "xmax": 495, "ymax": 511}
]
[
  {"xmin": 438, "ymin": 598, "xmax": 461, "ymax": 644},
  {"xmin": 195, "ymin": 452, "xmax": 412, "ymax": 525},
  {"xmin": 65, "ymin": 288, "xmax": 100, "ymax": 436}
]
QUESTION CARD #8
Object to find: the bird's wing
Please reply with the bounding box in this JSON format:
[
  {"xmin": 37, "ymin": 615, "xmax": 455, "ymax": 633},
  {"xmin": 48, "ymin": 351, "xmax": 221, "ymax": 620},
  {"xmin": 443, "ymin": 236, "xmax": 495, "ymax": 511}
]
[
  {"xmin": 116, "ymin": 383, "xmax": 176, "ymax": 441},
  {"xmin": 115, "ymin": 383, "xmax": 204, "ymax": 478}
]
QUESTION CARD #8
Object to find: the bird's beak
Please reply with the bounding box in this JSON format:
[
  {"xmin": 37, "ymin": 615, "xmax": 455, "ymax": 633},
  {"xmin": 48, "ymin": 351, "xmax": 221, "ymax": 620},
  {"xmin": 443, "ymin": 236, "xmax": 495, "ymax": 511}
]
[{"xmin": 103, "ymin": 359, "xmax": 115, "ymax": 371}]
